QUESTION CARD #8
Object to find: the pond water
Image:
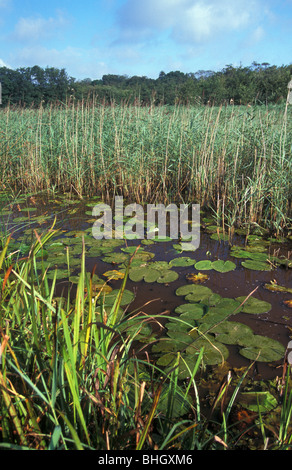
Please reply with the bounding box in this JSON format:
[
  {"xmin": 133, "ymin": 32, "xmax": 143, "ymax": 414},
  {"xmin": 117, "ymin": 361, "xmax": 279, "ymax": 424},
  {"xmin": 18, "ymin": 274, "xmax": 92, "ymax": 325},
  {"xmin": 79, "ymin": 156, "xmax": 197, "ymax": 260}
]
[{"xmin": 1, "ymin": 192, "xmax": 292, "ymax": 381}]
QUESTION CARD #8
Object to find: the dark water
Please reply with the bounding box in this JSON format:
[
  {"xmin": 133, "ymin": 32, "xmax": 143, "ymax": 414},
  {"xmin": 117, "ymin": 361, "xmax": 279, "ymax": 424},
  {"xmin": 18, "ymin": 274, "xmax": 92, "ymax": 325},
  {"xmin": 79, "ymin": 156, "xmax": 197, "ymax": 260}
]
[{"xmin": 1, "ymin": 192, "xmax": 292, "ymax": 380}]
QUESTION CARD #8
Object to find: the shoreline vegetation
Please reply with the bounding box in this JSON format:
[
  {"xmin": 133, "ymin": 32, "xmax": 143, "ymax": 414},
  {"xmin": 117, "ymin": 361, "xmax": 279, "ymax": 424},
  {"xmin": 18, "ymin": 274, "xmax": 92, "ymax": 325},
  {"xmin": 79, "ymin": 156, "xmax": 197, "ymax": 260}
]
[{"xmin": 0, "ymin": 100, "xmax": 291, "ymax": 235}]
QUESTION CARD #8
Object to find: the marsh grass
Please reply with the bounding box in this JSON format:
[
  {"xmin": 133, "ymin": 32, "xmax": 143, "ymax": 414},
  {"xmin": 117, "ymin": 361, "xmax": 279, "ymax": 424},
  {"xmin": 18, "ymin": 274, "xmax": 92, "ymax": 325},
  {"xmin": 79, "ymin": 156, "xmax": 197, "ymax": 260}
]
[
  {"xmin": 0, "ymin": 228, "xmax": 292, "ymax": 450},
  {"xmin": 0, "ymin": 100, "xmax": 291, "ymax": 233}
]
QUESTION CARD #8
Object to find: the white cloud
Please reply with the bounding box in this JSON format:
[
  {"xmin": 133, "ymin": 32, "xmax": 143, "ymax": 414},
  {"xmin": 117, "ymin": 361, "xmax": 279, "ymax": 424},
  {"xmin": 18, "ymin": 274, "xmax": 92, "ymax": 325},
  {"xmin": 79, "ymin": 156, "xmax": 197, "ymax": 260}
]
[
  {"xmin": 12, "ymin": 10, "xmax": 69, "ymax": 43},
  {"xmin": 116, "ymin": 0, "xmax": 264, "ymax": 44}
]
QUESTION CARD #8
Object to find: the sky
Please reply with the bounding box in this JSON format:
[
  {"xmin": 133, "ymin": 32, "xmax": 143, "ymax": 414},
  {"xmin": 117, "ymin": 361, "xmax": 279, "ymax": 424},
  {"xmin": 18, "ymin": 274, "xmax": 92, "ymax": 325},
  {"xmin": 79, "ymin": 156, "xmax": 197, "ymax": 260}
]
[{"xmin": 0, "ymin": 0, "xmax": 291, "ymax": 80}]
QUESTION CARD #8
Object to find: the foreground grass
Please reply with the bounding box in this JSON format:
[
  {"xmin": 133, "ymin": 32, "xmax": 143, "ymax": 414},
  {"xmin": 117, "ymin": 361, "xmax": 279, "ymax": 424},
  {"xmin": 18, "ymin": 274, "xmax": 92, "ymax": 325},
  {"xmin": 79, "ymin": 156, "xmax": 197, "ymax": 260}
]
[
  {"xmin": 0, "ymin": 101, "xmax": 291, "ymax": 234},
  {"xmin": 0, "ymin": 229, "xmax": 292, "ymax": 450}
]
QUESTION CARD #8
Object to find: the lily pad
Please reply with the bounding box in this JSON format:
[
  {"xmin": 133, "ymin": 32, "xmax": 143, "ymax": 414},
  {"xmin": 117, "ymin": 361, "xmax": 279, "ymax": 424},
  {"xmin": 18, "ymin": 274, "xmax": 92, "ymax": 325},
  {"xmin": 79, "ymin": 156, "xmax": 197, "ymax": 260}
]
[
  {"xmin": 129, "ymin": 263, "xmax": 179, "ymax": 284},
  {"xmin": 97, "ymin": 288, "xmax": 135, "ymax": 307},
  {"xmin": 241, "ymin": 260, "xmax": 272, "ymax": 271},
  {"xmin": 174, "ymin": 303, "xmax": 206, "ymax": 320},
  {"xmin": 239, "ymin": 335, "xmax": 285, "ymax": 362},
  {"xmin": 169, "ymin": 257, "xmax": 196, "ymax": 267},
  {"xmin": 176, "ymin": 284, "xmax": 213, "ymax": 302},
  {"xmin": 195, "ymin": 298, "xmax": 242, "ymax": 326},
  {"xmin": 102, "ymin": 252, "xmax": 130, "ymax": 265},
  {"xmin": 211, "ymin": 260, "xmax": 236, "ymax": 273},
  {"xmin": 210, "ymin": 232, "xmax": 229, "ymax": 241},
  {"xmin": 239, "ymin": 391, "xmax": 278, "ymax": 413},
  {"xmin": 186, "ymin": 337, "xmax": 229, "ymax": 365},
  {"xmin": 195, "ymin": 260, "xmax": 213, "ymax": 270},
  {"xmin": 200, "ymin": 321, "xmax": 254, "ymax": 345},
  {"xmin": 157, "ymin": 352, "xmax": 204, "ymax": 381},
  {"xmin": 236, "ymin": 296, "xmax": 272, "ymax": 314}
]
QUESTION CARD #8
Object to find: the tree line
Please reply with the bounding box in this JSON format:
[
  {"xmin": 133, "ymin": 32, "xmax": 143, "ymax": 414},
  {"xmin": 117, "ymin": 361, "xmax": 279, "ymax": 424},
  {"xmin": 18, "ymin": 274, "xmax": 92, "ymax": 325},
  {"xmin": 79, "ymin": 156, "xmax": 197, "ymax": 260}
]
[{"xmin": 0, "ymin": 62, "xmax": 291, "ymax": 107}]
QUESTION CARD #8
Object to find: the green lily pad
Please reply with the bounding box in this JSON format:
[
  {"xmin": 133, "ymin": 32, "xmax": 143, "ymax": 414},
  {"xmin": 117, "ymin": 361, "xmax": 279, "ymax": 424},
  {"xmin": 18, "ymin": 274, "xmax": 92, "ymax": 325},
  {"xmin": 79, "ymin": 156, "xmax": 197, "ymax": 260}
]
[
  {"xmin": 210, "ymin": 232, "xmax": 229, "ymax": 241},
  {"xmin": 169, "ymin": 257, "xmax": 196, "ymax": 267},
  {"xmin": 129, "ymin": 262, "xmax": 178, "ymax": 284},
  {"xmin": 102, "ymin": 252, "xmax": 130, "ymax": 264},
  {"xmin": 156, "ymin": 270, "xmax": 179, "ymax": 283},
  {"xmin": 239, "ymin": 335, "xmax": 285, "ymax": 362},
  {"xmin": 164, "ymin": 321, "xmax": 193, "ymax": 333},
  {"xmin": 176, "ymin": 284, "xmax": 213, "ymax": 302},
  {"xmin": 196, "ymin": 298, "xmax": 242, "ymax": 326},
  {"xmin": 241, "ymin": 259, "xmax": 272, "ymax": 271},
  {"xmin": 195, "ymin": 260, "xmax": 213, "ymax": 270},
  {"xmin": 174, "ymin": 303, "xmax": 205, "ymax": 320},
  {"xmin": 239, "ymin": 391, "xmax": 278, "ymax": 413},
  {"xmin": 152, "ymin": 340, "xmax": 182, "ymax": 354},
  {"xmin": 186, "ymin": 337, "xmax": 229, "ymax": 365},
  {"xmin": 157, "ymin": 352, "xmax": 203, "ymax": 381},
  {"xmin": 97, "ymin": 289, "xmax": 135, "ymax": 307},
  {"xmin": 236, "ymin": 296, "xmax": 272, "ymax": 314},
  {"xmin": 211, "ymin": 260, "xmax": 236, "ymax": 273},
  {"xmin": 95, "ymin": 305, "xmax": 124, "ymax": 323},
  {"xmin": 200, "ymin": 321, "xmax": 254, "ymax": 345},
  {"xmin": 120, "ymin": 321, "xmax": 154, "ymax": 342},
  {"xmin": 230, "ymin": 248, "xmax": 253, "ymax": 259},
  {"xmin": 141, "ymin": 239, "xmax": 155, "ymax": 245}
]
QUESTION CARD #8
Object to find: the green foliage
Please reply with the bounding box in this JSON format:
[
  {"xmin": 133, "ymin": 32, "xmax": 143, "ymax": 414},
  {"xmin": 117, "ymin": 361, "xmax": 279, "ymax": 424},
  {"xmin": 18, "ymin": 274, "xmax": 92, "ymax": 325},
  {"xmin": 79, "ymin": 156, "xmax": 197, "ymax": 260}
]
[{"xmin": 1, "ymin": 62, "xmax": 291, "ymax": 106}]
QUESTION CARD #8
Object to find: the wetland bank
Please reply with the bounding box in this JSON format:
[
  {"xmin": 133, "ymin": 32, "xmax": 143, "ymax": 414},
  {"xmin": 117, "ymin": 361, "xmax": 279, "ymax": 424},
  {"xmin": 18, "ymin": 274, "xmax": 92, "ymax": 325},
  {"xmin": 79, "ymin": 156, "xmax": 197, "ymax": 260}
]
[{"xmin": 0, "ymin": 101, "xmax": 292, "ymax": 450}]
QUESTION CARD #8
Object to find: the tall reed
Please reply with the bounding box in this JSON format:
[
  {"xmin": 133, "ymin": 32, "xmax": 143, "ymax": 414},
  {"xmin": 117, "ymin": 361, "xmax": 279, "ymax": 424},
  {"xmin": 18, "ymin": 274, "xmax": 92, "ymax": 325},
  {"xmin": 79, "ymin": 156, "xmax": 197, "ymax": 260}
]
[{"xmin": 0, "ymin": 101, "xmax": 291, "ymax": 232}]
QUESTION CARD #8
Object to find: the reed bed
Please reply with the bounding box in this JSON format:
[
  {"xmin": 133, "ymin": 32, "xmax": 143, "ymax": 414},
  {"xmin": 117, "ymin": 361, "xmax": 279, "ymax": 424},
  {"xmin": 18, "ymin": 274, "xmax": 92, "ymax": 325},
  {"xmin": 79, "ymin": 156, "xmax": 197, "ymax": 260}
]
[{"xmin": 0, "ymin": 100, "xmax": 291, "ymax": 233}]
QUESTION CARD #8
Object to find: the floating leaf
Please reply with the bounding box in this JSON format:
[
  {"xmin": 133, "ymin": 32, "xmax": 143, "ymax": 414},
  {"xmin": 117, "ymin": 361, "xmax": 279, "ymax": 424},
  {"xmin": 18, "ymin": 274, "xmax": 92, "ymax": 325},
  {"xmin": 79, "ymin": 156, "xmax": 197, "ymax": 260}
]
[
  {"xmin": 284, "ymin": 299, "xmax": 292, "ymax": 308},
  {"xmin": 241, "ymin": 260, "xmax": 272, "ymax": 271},
  {"xmin": 102, "ymin": 252, "xmax": 130, "ymax": 264},
  {"xmin": 212, "ymin": 260, "xmax": 236, "ymax": 273},
  {"xmin": 174, "ymin": 303, "xmax": 205, "ymax": 320},
  {"xmin": 239, "ymin": 391, "xmax": 278, "ymax": 413},
  {"xmin": 141, "ymin": 239, "xmax": 155, "ymax": 245},
  {"xmin": 97, "ymin": 288, "xmax": 134, "ymax": 307},
  {"xmin": 156, "ymin": 270, "xmax": 179, "ymax": 283},
  {"xmin": 195, "ymin": 260, "xmax": 213, "ymax": 270},
  {"xmin": 129, "ymin": 261, "xmax": 178, "ymax": 284},
  {"xmin": 176, "ymin": 284, "xmax": 213, "ymax": 302},
  {"xmin": 197, "ymin": 298, "xmax": 241, "ymax": 325},
  {"xmin": 210, "ymin": 232, "xmax": 229, "ymax": 241},
  {"xmin": 236, "ymin": 296, "xmax": 272, "ymax": 314},
  {"xmin": 239, "ymin": 335, "xmax": 285, "ymax": 362},
  {"xmin": 230, "ymin": 248, "xmax": 252, "ymax": 259},
  {"xmin": 157, "ymin": 352, "xmax": 203, "ymax": 380},
  {"xmin": 200, "ymin": 321, "xmax": 254, "ymax": 346},
  {"xmin": 169, "ymin": 257, "xmax": 196, "ymax": 267},
  {"xmin": 186, "ymin": 337, "xmax": 229, "ymax": 365}
]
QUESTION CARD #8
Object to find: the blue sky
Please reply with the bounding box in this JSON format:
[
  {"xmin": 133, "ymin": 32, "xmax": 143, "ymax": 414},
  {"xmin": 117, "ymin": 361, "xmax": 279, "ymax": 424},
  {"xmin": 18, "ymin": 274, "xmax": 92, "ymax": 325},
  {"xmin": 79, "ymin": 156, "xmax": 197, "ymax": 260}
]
[{"xmin": 0, "ymin": 0, "xmax": 291, "ymax": 80}]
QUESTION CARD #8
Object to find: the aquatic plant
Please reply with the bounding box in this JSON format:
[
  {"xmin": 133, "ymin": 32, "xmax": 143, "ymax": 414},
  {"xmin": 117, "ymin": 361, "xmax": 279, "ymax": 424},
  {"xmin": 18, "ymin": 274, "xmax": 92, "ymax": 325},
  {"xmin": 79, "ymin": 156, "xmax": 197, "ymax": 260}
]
[{"xmin": 0, "ymin": 102, "xmax": 291, "ymax": 234}]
